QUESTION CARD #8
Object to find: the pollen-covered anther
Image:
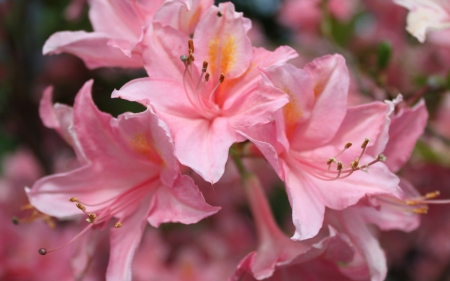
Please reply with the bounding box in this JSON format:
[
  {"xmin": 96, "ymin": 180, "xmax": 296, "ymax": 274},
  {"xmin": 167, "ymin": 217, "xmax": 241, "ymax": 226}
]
[
  {"xmin": 345, "ymin": 142, "xmax": 352, "ymax": 149},
  {"xmin": 413, "ymin": 207, "xmax": 428, "ymax": 214},
  {"xmin": 425, "ymin": 191, "xmax": 440, "ymax": 199},
  {"xmin": 361, "ymin": 138, "xmax": 370, "ymax": 149},
  {"xmin": 69, "ymin": 197, "xmax": 79, "ymax": 202},
  {"xmin": 327, "ymin": 157, "xmax": 336, "ymax": 165},
  {"xmin": 350, "ymin": 158, "xmax": 360, "ymax": 170},
  {"xmin": 188, "ymin": 39, "xmax": 194, "ymax": 53},
  {"xmin": 76, "ymin": 203, "xmax": 86, "ymax": 211},
  {"xmin": 86, "ymin": 213, "xmax": 97, "ymax": 223},
  {"xmin": 114, "ymin": 222, "xmax": 122, "ymax": 228},
  {"xmin": 202, "ymin": 61, "xmax": 208, "ymax": 72}
]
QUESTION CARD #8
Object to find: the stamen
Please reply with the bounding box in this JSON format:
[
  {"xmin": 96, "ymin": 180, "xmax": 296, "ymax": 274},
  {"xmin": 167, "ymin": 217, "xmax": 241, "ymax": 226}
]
[
  {"xmin": 377, "ymin": 154, "xmax": 387, "ymax": 162},
  {"xmin": 114, "ymin": 222, "xmax": 122, "ymax": 228},
  {"xmin": 219, "ymin": 73, "xmax": 225, "ymax": 83},
  {"xmin": 12, "ymin": 217, "xmax": 19, "ymax": 225},
  {"xmin": 38, "ymin": 223, "xmax": 94, "ymax": 256},
  {"xmin": 205, "ymin": 72, "xmax": 210, "ymax": 82},
  {"xmin": 69, "ymin": 197, "xmax": 79, "ymax": 202},
  {"xmin": 413, "ymin": 207, "xmax": 428, "ymax": 214},
  {"xmin": 180, "ymin": 55, "xmax": 188, "ymax": 63},
  {"xmin": 361, "ymin": 138, "xmax": 370, "ymax": 149},
  {"xmin": 76, "ymin": 203, "xmax": 86, "ymax": 212},
  {"xmin": 188, "ymin": 39, "xmax": 194, "ymax": 53},
  {"xmin": 202, "ymin": 61, "xmax": 208, "ymax": 72},
  {"xmin": 350, "ymin": 158, "xmax": 359, "ymax": 170}
]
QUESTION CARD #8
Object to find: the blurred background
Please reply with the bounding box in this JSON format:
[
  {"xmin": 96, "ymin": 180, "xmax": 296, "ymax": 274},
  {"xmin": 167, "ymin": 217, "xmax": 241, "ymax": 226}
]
[{"xmin": 1, "ymin": 0, "xmax": 450, "ymax": 280}]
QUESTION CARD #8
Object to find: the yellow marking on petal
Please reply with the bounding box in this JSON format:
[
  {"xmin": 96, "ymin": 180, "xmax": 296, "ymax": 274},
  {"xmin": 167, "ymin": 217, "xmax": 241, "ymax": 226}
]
[
  {"xmin": 188, "ymin": 5, "xmax": 202, "ymax": 33},
  {"xmin": 130, "ymin": 133, "xmax": 164, "ymax": 165},
  {"xmin": 208, "ymin": 34, "xmax": 237, "ymax": 77},
  {"xmin": 312, "ymin": 79, "xmax": 326, "ymax": 98},
  {"xmin": 282, "ymin": 88, "xmax": 303, "ymax": 138}
]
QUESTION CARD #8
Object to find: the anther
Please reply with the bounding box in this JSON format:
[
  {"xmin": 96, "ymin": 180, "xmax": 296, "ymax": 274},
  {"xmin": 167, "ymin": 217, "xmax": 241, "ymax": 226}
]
[
  {"xmin": 377, "ymin": 154, "xmax": 387, "ymax": 162},
  {"xmin": 413, "ymin": 207, "xmax": 428, "ymax": 214},
  {"xmin": 38, "ymin": 248, "xmax": 47, "ymax": 255},
  {"xmin": 337, "ymin": 162, "xmax": 343, "ymax": 171},
  {"xmin": 219, "ymin": 73, "xmax": 225, "ymax": 83},
  {"xmin": 76, "ymin": 203, "xmax": 86, "ymax": 211},
  {"xmin": 86, "ymin": 213, "xmax": 97, "ymax": 223},
  {"xmin": 188, "ymin": 40, "xmax": 194, "ymax": 53},
  {"xmin": 425, "ymin": 191, "xmax": 440, "ymax": 199},
  {"xmin": 361, "ymin": 138, "xmax": 370, "ymax": 149},
  {"xmin": 202, "ymin": 61, "xmax": 208, "ymax": 72},
  {"xmin": 345, "ymin": 142, "xmax": 352, "ymax": 149},
  {"xmin": 12, "ymin": 217, "xmax": 19, "ymax": 225},
  {"xmin": 180, "ymin": 55, "xmax": 188, "ymax": 63},
  {"xmin": 350, "ymin": 158, "xmax": 360, "ymax": 170},
  {"xmin": 69, "ymin": 197, "xmax": 78, "ymax": 202},
  {"xmin": 205, "ymin": 72, "xmax": 210, "ymax": 82},
  {"xmin": 327, "ymin": 158, "xmax": 335, "ymax": 165},
  {"xmin": 114, "ymin": 222, "xmax": 122, "ymax": 228}
]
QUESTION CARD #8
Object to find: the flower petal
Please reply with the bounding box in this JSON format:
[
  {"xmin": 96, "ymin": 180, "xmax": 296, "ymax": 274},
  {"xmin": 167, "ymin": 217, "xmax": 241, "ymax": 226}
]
[
  {"xmin": 147, "ymin": 175, "xmax": 220, "ymax": 226},
  {"xmin": 43, "ymin": 31, "xmax": 142, "ymax": 69}
]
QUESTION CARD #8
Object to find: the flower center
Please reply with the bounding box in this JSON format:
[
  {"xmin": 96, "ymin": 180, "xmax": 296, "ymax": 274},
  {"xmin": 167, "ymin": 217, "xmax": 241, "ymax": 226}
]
[{"xmin": 180, "ymin": 40, "xmax": 225, "ymax": 119}]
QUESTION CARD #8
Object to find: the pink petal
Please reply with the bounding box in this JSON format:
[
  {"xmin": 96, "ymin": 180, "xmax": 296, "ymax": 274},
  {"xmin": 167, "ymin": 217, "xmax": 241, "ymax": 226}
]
[
  {"xmin": 226, "ymin": 81, "xmax": 289, "ymax": 127},
  {"xmin": 221, "ymin": 46, "xmax": 298, "ymax": 109},
  {"xmin": 284, "ymin": 162, "xmax": 326, "ymax": 241},
  {"xmin": 165, "ymin": 116, "xmax": 242, "ymax": 183},
  {"xmin": 141, "ymin": 23, "xmax": 190, "ymax": 80},
  {"xmin": 360, "ymin": 178, "xmax": 420, "ymax": 232},
  {"xmin": 88, "ymin": 0, "xmax": 147, "ymax": 40},
  {"xmin": 308, "ymin": 101, "xmax": 391, "ymax": 164},
  {"xmin": 43, "ymin": 31, "xmax": 142, "ymax": 69},
  {"xmin": 258, "ymin": 64, "xmax": 314, "ymax": 140},
  {"xmin": 147, "ymin": 175, "xmax": 220, "ymax": 226},
  {"xmin": 193, "ymin": 2, "xmax": 252, "ymax": 80},
  {"xmin": 309, "ymin": 163, "xmax": 402, "ymax": 210},
  {"xmin": 383, "ymin": 99, "xmax": 428, "ymax": 172},
  {"xmin": 291, "ymin": 54, "xmax": 349, "ymax": 151},
  {"xmin": 111, "ymin": 108, "xmax": 179, "ymax": 187},
  {"xmin": 236, "ymin": 121, "xmax": 284, "ymax": 179},
  {"xmin": 153, "ymin": 0, "xmax": 214, "ymax": 36},
  {"xmin": 106, "ymin": 196, "xmax": 151, "ymax": 281},
  {"xmin": 112, "ymin": 78, "xmax": 199, "ymax": 117},
  {"xmin": 337, "ymin": 209, "xmax": 387, "ymax": 281},
  {"xmin": 27, "ymin": 164, "xmax": 131, "ymax": 218}
]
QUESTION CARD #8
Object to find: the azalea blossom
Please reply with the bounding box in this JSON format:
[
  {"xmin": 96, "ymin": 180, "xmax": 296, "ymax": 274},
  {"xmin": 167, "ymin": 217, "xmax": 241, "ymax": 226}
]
[
  {"xmin": 238, "ymin": 54, "xmax": 403, "ymax": 240},
  {"xmin": 229, "ymin": 174, "xmax": 355, "ymax": 281},
  {"xmin": 394, "ymin": 0, "xmax": 450, "ymax": 42},
  {"xmin": 113, "ymin": 2, "xmax": 296, "ymax": 183},
  {"xmin": 27, "ymin": 80, "xmax": 219, "ymax": 281}
]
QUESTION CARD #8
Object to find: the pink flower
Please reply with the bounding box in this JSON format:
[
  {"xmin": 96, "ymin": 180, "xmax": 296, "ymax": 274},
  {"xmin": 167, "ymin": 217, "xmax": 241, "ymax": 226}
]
[
  {"xmin": 229, "ymin": 174, "xmax": 354, "ymax": 281},
  {"xmin": 27, "ymin": 80, "xmax": 219, "ymax": 281},
  {"xmin": 44, "ymin": 0, "xmax": 165, "ymax": 68},
  {"xmin": 44, "ymin": 0, "xmax": 212, "ymax": 69},
  {"xmin": 394, "ymin": 0, "xmax": 450, "ymax": 42},
  {"xmin": 321, "ymin": 96, "xmax": 429, "ymax": 281},
  {"xmin": 238, "ymin": 54, "xmax": 403, "ymax": 240},
  {"xmin": 113, "ymin": 2, "xmax": 297, "ymax": 183}
]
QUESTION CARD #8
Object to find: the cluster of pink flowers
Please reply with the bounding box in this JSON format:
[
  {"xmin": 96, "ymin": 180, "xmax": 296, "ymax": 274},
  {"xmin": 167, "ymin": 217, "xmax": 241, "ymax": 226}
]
[{"xmin": 3, "ymin": 0, "xmax": 450, "ymax": 280}]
